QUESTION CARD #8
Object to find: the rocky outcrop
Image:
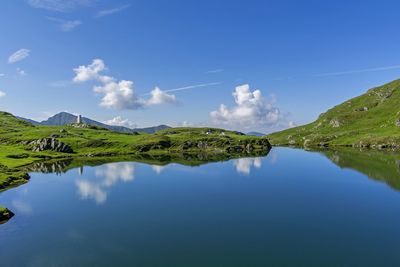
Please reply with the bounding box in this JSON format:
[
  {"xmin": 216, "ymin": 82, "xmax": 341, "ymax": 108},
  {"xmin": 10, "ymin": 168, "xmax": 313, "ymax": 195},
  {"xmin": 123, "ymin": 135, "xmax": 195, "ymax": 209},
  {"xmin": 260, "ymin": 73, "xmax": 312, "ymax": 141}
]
[
  {"xmin": 0, "ymin": 208, "xmax": 14, "ymax": 223},
  {"xmin": 29, "ymin": 138, "xmax": 73, "ymax": 153},
  {"xmin": 329, "ymin": 119, "xmax": 340, "ymax": 128}
]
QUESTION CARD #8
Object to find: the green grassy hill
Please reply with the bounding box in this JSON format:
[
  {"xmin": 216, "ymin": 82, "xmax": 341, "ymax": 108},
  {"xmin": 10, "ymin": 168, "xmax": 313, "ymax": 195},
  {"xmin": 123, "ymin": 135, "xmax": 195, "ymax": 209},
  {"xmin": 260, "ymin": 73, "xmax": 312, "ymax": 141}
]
[{"xmin": 268, "ymin": 79, "xmax": 400, "ymax": 148}]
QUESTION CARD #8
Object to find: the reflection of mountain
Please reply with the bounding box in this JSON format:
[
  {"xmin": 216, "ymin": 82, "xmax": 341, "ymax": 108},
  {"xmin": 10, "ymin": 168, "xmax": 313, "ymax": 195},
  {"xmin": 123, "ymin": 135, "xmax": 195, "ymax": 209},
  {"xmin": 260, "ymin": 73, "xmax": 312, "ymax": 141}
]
[
  {"xmin": 23, "ymin": 150, "xmax": 270, "ymax": 174},
  {"xmin": 23, "ymin": 159, "xmax": 73, "ymax": 174},
  {"xmin": 319, "ymin": 148, "xmax": 400, "ymax": 191}
]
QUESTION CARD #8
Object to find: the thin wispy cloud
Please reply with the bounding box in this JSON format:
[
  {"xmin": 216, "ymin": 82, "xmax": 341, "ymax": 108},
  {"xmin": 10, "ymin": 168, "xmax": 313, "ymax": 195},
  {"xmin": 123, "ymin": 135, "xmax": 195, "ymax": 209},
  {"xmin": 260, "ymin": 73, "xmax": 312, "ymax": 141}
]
[
  {"xmin": 8, "ymin": 49, "xmax": 30, "ymax": 64},
  {"xmin": 95, "ymin": 4, "xmax": 130, "ymax": 18},
  {"xmin": 28, "ymin": 0, "xmax": 94, "ymax": 12},
  {"xmin": 313, "ymin": 65, "xmax": 400, "ymax": 77},
  {"xmin": 0, "ymin": 74, "xmax": 4, "ymax": 77},
  {"xmin": 140, "ymin": 82, "xmax": 221, "ymax": 96},
  {"xmin": 205, "ymin": 69, "xmax": 224, "ymax": 74},
  {"xmin": 165, "ymin": 82, "xmax": 222, "ymax": 93},
  {"xmin": 0, "ymin": 91, "xmax": 6, "ymax": 98},
  {"xmin": 47, "ymin": 17, "xmax": 82, "ymax": 32}
]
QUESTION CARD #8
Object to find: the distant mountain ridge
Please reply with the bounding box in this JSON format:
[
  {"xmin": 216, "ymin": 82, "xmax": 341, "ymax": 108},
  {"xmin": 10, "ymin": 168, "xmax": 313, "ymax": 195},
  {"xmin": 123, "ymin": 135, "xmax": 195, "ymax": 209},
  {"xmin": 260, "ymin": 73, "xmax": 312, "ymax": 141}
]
[
  {"xmin": 247, "ymin": 131, "xmax": 265, "ymax": 136},
  {"xmin": 17, "ymin": 112, "xmax": 170, "ymax": 134}
]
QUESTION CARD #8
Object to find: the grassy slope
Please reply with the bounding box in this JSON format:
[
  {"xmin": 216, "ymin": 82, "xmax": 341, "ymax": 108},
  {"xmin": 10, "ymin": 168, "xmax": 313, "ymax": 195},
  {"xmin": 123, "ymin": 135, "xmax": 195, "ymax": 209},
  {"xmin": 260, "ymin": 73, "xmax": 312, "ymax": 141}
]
[{"xmin": 268, "ymin": 79, "xmax": 400, "ymax": 148}]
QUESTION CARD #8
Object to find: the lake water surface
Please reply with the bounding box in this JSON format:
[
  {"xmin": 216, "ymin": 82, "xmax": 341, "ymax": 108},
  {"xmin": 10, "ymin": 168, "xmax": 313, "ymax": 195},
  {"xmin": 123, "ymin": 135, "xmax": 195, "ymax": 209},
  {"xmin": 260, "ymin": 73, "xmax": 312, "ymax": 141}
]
[{"xmin": 1, "ymin": 147, "xmax": 400, "ymax": 267}]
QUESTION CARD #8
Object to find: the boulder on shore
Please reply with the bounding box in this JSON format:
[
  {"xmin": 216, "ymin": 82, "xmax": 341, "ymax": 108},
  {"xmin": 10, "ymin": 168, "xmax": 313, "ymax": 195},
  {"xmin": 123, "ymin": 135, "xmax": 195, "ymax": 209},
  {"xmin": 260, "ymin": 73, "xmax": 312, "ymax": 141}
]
[{"xmin": 29, "ymin": 138, "xmax": 74, "ymax": 153}]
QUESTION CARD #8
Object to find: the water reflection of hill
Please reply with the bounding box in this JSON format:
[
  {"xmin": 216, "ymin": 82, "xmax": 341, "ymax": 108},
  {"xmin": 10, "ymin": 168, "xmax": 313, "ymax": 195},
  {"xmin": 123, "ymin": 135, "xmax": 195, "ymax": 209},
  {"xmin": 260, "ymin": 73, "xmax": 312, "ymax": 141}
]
[
  {"xmin": 23, "ymin": 150, "xmax": 270, "ymax": 174},
  {"xmin": 318, "ymin": 148, "xmax": 400, "ymax": 191}
]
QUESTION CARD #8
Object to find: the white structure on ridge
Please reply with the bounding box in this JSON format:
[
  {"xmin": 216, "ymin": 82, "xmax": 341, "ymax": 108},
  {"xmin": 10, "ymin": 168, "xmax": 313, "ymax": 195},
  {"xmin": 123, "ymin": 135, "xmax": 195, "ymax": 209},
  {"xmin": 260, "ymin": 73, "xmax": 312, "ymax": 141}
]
[{"xmin": 77, "ymin": 114, "xmax": 82, "ymax": 124}]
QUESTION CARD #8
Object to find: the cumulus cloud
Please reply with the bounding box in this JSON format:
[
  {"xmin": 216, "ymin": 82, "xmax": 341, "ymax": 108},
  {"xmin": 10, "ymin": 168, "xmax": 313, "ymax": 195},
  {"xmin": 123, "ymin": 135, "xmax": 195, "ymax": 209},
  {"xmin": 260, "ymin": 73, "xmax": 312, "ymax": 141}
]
[
  {"xmin": 147, "ymin": 87, "xmax": 176, "ymax": 105},
  {"xmin": 8, "ymin": 49, "xmax": 30, "ymax": 64},
  {"xmin": 93, "ymin": 79, "xmax": 145, "ymax": 109},
  {"xmin": 73, "ymin": 59, "xmax": 176, "ymax": 109},
  {"xmin": 0, "ymin": 91, "xmax": 5, "ymax": 98},
  {"xmin": 104, "ymin": 116, "xmax": 136, "ymax": 128},
  {"xmin": 73, "ymin": 59, "xmax": 105, "ymax": 82},
  {"xmin": 210, "ymin": 84, "xmax": 282, "ymax": 131},
  {"xmin": 28, "ymin": 0, "xmax": 94, "ymax": 12}
]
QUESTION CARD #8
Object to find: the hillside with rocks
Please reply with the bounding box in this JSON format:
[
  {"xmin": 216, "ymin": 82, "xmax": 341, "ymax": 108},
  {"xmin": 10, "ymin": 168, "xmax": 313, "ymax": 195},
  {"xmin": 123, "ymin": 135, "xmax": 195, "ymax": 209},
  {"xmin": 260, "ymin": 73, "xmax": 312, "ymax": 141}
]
[{"xmin": 268, "ymin": 79, "xmax": 400, "ymax": 149}]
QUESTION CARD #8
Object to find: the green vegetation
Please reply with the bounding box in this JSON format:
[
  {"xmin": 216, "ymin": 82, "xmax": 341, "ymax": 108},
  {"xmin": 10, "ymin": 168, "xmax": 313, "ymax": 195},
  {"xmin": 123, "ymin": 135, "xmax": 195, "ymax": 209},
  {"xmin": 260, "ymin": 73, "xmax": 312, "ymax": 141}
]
[
  {"xmin": 0, "ymin": 207, "xmax": 14, "ymax": 224},
  {"xmin": 0, "ymin": 111, "xmax": 270, "ymax": 221},
  {"xmin": 268, "ymin": 79, "xmax": 400, "ymax": 148},
  {"xmin": 313, "ymin": 148, "xmax": 400, "ymax": 191}
]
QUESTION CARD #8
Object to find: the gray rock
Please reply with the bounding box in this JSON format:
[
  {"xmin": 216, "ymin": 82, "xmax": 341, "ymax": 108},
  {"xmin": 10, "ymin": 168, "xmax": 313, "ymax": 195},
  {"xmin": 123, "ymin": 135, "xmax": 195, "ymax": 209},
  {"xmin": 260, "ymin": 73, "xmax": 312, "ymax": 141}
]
[
  {"xmin": 329, "ymin": 119, "xmax": 340, "ymax": 128},
  {"xmin": 29, "ymin": 138, "xmax": 73, "ymax": 153}
]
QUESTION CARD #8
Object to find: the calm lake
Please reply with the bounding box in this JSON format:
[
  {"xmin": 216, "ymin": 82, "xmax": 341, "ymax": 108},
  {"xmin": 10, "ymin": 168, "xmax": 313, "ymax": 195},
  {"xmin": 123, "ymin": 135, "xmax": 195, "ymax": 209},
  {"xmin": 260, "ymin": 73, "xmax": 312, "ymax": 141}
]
[{"xmin": 1, "ymin": 147, "xmax": 400, "ymax": 267}]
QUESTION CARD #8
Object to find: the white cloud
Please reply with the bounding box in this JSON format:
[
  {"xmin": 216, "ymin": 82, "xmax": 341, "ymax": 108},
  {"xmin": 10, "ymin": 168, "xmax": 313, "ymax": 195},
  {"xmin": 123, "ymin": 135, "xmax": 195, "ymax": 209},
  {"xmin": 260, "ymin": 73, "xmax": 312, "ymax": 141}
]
[
  {"xmin": 147, "ymin": 87, "xmax": 176, "ymax": 105},
  {"xmin": 93, "ymin": 79, "xmax": 145, "ymax": 109},
  {"xmin": 234, "ymin": 157, "xmax": 262, "ymax": 175},
  {"xmin": 104, "ymin": 116, "xmax": 136, "ymax": 128},
  {"xmin": 95, "ymin": 4, "xmax": 130, "ymax": 18},
  {"xmin": 0, "ymin": 91, "xmax": 6, "ymax": 98},
  {"xmin": 73, "ymin": 59, "xmax": 177, "ymax": 110},
  {"xmin": 47, "ymin": 17, "xmax": 82, "ymax": 31},
  {"xmin": 205, "ymin": 69, "xmax": 224, "ymax": 74},
  {"xmin": 313, "ymin": 64, "xmax": 400, "ymax": 77},
  {"xmin": 28, "ymin": 0, "xmax": 94, "ymax": 12},
  {"xmin": 16, "ymin": 68, "xmax": 27, "ymax": 76},
  {"xmin": 210, "ymin": 84, "xmax": 282, "ymax": 131},
  {"xmin": 8, "ymin": 49, "xmax": 30, "ymax": 64},
  {"xmin": 73, "ymin": 58, "xmax": 105, "ymax": 82},
  {"xmin": 0, "ymin": 73, "xmax": 5, "ymax": 77},
  {"xmin": 62, "ymin": 20, "xmax": 81, "ymax": 31}
]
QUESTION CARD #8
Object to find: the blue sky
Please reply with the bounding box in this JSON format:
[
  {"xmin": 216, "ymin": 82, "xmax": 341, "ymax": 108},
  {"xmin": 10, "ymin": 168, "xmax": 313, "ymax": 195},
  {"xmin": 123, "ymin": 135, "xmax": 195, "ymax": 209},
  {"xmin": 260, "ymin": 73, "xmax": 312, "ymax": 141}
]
[{"xmin": 1, "ymin": 0, "xmax": 400, "ymax": 133}]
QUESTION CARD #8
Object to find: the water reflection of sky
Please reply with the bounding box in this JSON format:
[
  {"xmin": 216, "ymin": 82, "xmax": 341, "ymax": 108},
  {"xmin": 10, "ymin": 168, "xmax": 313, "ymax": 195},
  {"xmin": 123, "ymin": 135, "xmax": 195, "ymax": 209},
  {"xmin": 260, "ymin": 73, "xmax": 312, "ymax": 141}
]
[
  {"xmin": 74, "ymin": 157, "xmax": 266, "ymax": 204},
  {"xmin": 4, "ymin": 148, "xmax": 400, "ymax": 267},
  {"xmin": 76, "ymin": 162, "xmax": 135, "ymax": 204}
]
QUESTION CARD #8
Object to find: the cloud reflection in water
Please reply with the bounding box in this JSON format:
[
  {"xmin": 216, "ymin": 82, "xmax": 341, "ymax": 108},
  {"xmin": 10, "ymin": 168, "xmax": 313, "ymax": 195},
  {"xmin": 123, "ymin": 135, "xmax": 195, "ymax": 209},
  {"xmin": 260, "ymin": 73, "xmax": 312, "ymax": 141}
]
[
  {"xmin": 76, "ymin": 162, "xmax": 135, "ymax": 204},
  {"xmin": 234, "ymin": 157, "xmax": 262, "ymax": 175}
]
